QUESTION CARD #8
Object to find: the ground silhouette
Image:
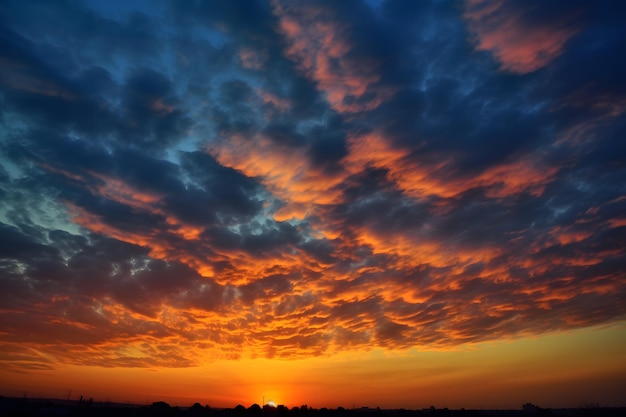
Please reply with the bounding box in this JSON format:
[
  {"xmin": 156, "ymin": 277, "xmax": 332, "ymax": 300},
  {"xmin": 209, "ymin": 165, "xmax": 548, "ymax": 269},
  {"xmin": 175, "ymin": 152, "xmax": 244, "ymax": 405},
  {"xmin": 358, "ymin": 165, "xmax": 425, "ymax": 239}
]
[{"xmin": 1, "ymin": 396, "xmax": 624, "ymax": 417}]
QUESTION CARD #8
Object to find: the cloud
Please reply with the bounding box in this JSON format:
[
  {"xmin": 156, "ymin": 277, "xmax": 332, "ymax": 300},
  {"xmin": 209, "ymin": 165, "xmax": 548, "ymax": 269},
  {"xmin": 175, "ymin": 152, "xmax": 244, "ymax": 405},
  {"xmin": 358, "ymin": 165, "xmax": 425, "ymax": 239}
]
[
  {"xmin": 344, "ymin": 130, "xmax": 558, "ymax": 200},
  {"xmin": 0, "ymin": 0, "xmax": 625, "ymax": 370},
  {"xmin": 272, "ymin": 0, "xmax": 394, "ymax": 113},
  {"xmin": 464, "ymin": 0, "xmax": 579, "ymax": 74},
  {"xmin": 239, "ymin": 47, "xmax": 268, "ymax": 70},
  {"xmin": 208, "ymin": 128, "xmax": 349, "ymax": 225}
]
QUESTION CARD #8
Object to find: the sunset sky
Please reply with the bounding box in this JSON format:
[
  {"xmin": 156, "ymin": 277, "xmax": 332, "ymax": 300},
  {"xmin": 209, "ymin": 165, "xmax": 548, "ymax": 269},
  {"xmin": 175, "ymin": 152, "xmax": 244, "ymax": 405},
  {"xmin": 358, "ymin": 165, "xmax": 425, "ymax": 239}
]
[{"xmin": 1, "ymin": 0, "xmax": 625, "ymax": 410}]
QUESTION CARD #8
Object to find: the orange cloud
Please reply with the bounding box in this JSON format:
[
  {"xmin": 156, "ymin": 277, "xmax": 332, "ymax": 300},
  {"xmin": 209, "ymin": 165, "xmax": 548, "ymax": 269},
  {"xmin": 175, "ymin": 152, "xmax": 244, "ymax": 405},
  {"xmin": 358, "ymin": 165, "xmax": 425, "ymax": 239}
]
[
  {"xmin": 59, "ymin": 169, "xmax": 334, "ymax": 287},
  {"xmin": 23, "ymin": 128, "xmax": 626, "ymax": 370},
  {"xmin": 273, "ymin": 0, "xmax": 393, "ymax": 113},
  {"xmin": 40, "ymin": 124, "xmax": 619, "ymax": 365},
  {"xmin": 548, "ymin": 225, "xmax": 594, "ymax": 246},
  {"xmin": 255, "ymin": 88, "xmax": 291, "ymax": 114},
  {"xmin": 54, "ymin": 171, "xmax": 215, "ymax": 277},
  {"xmin": 239, "ymin": 47, "xmax": 268, "ymax": 70},
  {"xmin": 209, "ymin": 134, "xmax": 345, "ymax": 221},
  {"xmin": 150, "ymin": 98, "xmax": 176, "ymax": 115},
  {"xmin": 464, "ymin": 0, "xmax": 578, "ymax": 74},
  {"xmin": 608, "ymin": 217, "xmax": 626, "ymax": 228},
  {"xmin": 66, "ymin": 202, "xmax": 169, "ymax": 257},
  {"xmin": 345, "ymin": 131, "xmax": 557, "ymax": 199},
  {"xmin": 88, "ymin": 172, "xmax": 163, "ymax": 209},
  {"xmin": 86, "ymin": 173, "xmax": 210, "ymax": 245}
]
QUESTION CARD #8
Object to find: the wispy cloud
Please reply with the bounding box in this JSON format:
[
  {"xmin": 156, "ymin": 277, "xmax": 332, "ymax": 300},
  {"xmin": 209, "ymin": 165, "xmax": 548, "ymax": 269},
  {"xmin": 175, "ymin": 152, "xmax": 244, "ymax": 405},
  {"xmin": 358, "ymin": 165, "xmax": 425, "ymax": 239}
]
[{"xmin": 464, "ymin": 0, "xmax": 579, "ymax": 73}]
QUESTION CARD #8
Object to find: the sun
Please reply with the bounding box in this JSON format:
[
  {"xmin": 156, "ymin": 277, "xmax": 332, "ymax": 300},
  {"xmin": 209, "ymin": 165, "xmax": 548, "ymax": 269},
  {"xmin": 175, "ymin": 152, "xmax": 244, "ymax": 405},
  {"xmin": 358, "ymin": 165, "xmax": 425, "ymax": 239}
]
[{"xmin": 267, "ymin": 401, "xmax": 276, "ymax": 408}]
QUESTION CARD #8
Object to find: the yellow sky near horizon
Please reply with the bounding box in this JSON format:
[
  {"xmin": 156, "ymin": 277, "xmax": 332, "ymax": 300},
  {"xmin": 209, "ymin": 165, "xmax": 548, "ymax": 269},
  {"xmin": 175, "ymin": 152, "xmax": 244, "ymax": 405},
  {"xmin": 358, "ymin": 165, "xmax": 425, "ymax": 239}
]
[{"xmin": 2, "ymin": 322, "xmax": 625, "ymax": 410}]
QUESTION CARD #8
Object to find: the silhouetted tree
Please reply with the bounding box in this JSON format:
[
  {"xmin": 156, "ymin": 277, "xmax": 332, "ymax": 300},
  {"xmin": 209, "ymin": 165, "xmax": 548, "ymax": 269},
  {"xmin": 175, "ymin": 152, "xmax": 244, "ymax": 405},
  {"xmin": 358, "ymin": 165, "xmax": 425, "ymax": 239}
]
[
  {"xmin": 150, "ymin": 401, "xmax": 172, "ymax": 416},
  {"xmin": 189, "ymin": 402, "xmax": 206, "ymax": 416}
]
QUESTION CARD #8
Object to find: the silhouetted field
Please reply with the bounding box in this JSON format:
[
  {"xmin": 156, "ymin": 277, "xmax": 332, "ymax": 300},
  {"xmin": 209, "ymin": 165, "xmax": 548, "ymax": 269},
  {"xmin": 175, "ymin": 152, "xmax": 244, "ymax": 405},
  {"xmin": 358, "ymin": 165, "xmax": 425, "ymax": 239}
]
[{"xmin": 1, "ymin": 397, "xmax": 624, "ymax": 417}]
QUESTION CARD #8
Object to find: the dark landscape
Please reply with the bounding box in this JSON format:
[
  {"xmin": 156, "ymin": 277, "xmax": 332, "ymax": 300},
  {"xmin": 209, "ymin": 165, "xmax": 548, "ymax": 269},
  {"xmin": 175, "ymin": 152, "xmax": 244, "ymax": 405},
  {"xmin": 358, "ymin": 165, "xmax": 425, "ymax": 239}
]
[{"xmin": 2, "ymin": 397, "xmax": 624, "ymax": 417}]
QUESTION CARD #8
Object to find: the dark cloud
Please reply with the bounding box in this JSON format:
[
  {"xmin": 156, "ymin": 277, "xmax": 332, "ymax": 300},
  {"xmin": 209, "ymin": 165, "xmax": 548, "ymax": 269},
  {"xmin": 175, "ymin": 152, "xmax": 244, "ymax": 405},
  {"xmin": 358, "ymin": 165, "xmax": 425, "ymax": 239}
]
[
  {"xmin": 119, "ymin": 68, "xmax": 192, "ymax": 149},
  {"xmin": 0, "ymin": 0, "xmax": 624, "ymax": 369}
]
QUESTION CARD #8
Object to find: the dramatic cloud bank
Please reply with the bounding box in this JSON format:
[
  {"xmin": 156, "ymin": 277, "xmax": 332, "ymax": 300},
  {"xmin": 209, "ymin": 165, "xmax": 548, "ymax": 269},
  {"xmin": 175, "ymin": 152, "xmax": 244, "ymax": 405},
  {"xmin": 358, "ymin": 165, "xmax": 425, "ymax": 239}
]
[{"xmin": 1, "ymin": 0, "xmax": 625, "ymax": 370}]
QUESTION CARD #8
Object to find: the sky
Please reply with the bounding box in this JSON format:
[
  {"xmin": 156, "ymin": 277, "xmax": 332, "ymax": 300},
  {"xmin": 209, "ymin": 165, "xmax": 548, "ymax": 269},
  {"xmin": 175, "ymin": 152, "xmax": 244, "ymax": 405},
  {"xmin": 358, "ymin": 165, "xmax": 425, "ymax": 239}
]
[{"xmin": 1, "ymin": 0, "xmax": 625, "ymax": 410}]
